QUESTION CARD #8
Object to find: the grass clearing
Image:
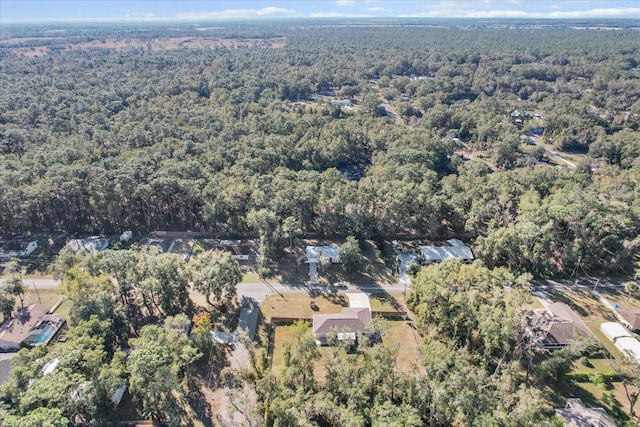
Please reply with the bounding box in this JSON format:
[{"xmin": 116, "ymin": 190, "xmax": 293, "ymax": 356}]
[
  {"xmin": 570, "ymin": 358, "xmax": 615, "ymax": 376},
  {"xmin": 543, "ymin": 290, "xmax": 638, "ymax": 422},
  {"xmin": 261, "ymin": 293, "xmax": 348, "ymax": 323},
  {"xmin": 553, "ymin": 380, "xmax": 630, "ymax": 424},
  {"xmin": 369, "ymin": 293, "xmax": 406, "ymax": 314},
  {"xmin": 241, "ymin": 271, "xmax": 261, "ymax": 283},
  {"xmin": 270, "ymin": 319, "xmax": 422, "ymax": 384},
  {"xmin": 598, "ymin": 288, "xmax": 640, "ymax": 309}
]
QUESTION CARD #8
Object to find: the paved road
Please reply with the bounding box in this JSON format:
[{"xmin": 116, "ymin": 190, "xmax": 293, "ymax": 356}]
[
  {"xmin": 0, "ymin": 278, "xmax": 61, "ymax": 290},
  {"xmin": 531, "ymin": 278, "xmax": 625, "ymax": 294},
  {"xmin": 236, "ymin": 280, "xmax": 408, "ymax": 302}
]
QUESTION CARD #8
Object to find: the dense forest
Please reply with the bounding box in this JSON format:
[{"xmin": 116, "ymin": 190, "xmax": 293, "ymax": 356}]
[
  {"xmin": 1, "ymin": 18, "xmax": 640, "ymax": 427},
  {"xmin": 2, "ymin": 20, "xmax": 640, "ymax": 276}
]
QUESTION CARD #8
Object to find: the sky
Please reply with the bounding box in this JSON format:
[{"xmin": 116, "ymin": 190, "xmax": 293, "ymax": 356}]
[{"xmin": 1, "ymin": 0, "xmax": 640, "ymax": 23}]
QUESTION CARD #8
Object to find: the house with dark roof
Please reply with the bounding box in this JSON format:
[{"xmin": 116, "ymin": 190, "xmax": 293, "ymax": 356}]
[
  {"xmin": 213, "ymin": 243, "xmax": 252, "ymax": 261},
  {"xmin": 555, "ymin": 398, "xmax": 616, "ymax": 427},
  {"xmin": 616, "ymin": 307, "xmax": 640, "ymax": 331},
  {"xmin": 312, "ymin": 307, "xmax": 374, "ymax": 345},
  {"xmin": 525, "ymin": 303, "xmax": 591, "ymax": 350}
]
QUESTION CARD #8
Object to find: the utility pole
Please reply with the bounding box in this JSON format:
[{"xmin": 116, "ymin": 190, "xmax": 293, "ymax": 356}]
[{"xmin": 32, "ymin": 280, "xmax": 41, "ymax": 304}]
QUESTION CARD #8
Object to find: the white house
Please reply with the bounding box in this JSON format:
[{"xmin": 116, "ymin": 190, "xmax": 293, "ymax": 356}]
[
  {"xmin": 419, "ymin": 239, "xmax": 474, "ymax": 264},
  {"xmin": 67, "ymin": 237, "xmax": 109, "ymax": 255},
  {"xmin": 0, "ymin": 240, "xmax": 38, "ymax": 260},
  {"xmin": 305, "ymin": 245, "xmax": 340, "ymax": 285},
  {"xmin": 305, "ymin": 246, "xmax": 340, "ymax": 264}
]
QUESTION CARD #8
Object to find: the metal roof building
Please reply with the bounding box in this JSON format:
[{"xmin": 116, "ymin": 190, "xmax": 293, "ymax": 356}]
[{"xmin": 601, "ymin": 322, "xmax": 640, "ymax": 364}]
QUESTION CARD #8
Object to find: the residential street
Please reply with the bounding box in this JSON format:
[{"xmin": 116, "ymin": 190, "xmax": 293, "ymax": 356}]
[
  {"xmin": 0, "ymin": 278, "xmax": 61, "ymax": 290},
  {"xmin": 237, "ymin": 280, "xmax": 408, "ymax": 302}
]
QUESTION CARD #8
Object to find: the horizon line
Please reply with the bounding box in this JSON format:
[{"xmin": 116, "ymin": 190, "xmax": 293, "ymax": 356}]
[{"xmin": 2, "ymin": 16, "xmax": 640, "ymax": 25}]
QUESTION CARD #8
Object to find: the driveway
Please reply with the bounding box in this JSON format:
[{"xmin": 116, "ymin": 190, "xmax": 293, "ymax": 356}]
[
  {"xmin": 345, "ymin": 292, "xmax": 371, "ymax": 309},
  {"xmin": 397, "ymin": 253, "xmax": 420, "ymax": 286},
  {"xmin": 218, "ymin": 297, "xmax": 260, "ymax": 426},
  {"xmin": 230, "ymin": 297, "xmax": 259, "ymax": 370}
]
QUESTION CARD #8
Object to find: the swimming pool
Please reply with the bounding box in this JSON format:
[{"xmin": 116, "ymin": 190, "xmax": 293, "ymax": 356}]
[{"xmin": 32, "ymin": 325, "xmax": 57, "ymax": 344}]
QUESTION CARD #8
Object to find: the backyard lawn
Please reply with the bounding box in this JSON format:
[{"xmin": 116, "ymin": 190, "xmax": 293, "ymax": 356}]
[
  {"xmin": 270, "ymin": 319, "xmax": 422, "ymax": 384},
  {"xmin": 369, "ymin": 293, "xmax": 407, "ymax": 314}
]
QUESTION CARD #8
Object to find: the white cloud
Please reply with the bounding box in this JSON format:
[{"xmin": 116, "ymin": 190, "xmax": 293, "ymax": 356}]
[
  {"xmin": 335, "ymin": 0, "xmax": 356, "ymax": 6},
  {"xmin": 310, "ymin": 12, "xmax": 374, "ymax": 18},
  {"xmin": 123, "ymin": 13, "xmax": 157, "ymax": 20},
  {"xmin": 400, "ymin": 7, "xmax": 640, "ymax": 19},
  {"xmin": 366, "ymin": 7, "xmax": 386, "ymax": 12},
  {"xmin": 178, "ymin": 7, "xmax": 298, "ymax": 19},
  {"xmin": 548, "ymin": 8, "xmax": 640, "ymax": 18}
]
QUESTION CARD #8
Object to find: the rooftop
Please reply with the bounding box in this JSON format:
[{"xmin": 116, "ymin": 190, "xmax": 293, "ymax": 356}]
[
  {"xmin": 617, "ymin": 307, "xmax": 640, "ymax": 330},
  {"xmin": 419, "ymin": 239, "xmax": 474, "ymax": 262},
  {"xmin": 67, "ymin": 237, "xmax": 109, "ymax": 255},
  {"xmin": 306, "ymin": 245, "xmax": 340, "ymax": 263},
  {"xmin": 0, "ymin": 304, "xmax": 50, "ymax": 350},
  {"xmin": 555, "ymin": 398, "xmax": 616, "ymax": 427},
  {"xmin": 526, "ymin": 303, "xmax": 591, "ymax": 348},
  {"xmin": 313, "ymin": 307, "xmax": 373, "ymax": 337}
]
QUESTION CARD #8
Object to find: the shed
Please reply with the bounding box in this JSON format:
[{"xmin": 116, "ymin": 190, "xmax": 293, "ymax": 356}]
[
  {"xmin": 210, "ymin": 331, "xmax": 235, "ymax": 344},
  {"xmin": 601, "ymin": 321, "xmax": 632, "ymax": 342},
  {"xmin": 600, "ymin": 322, "xmax": 640, "ymax": 364}
]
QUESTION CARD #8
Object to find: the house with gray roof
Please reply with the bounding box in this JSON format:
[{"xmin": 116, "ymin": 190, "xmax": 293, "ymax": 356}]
[
  {"xmin": 616, "ymin": 307, "xmax": 640, "ymax": 331},
  {"xmin": 312, "ymin": 307, "xmax": 374, "ymax": 345},
  {"xmin": 525, "ymin": 302, "xmax": 591, "ymax": 350}
]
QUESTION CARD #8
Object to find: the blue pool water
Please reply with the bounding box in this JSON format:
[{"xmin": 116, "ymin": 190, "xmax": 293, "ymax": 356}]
[{"xmin": 33, "ymin": 325, "xmax": 57, "ymax": 344}]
